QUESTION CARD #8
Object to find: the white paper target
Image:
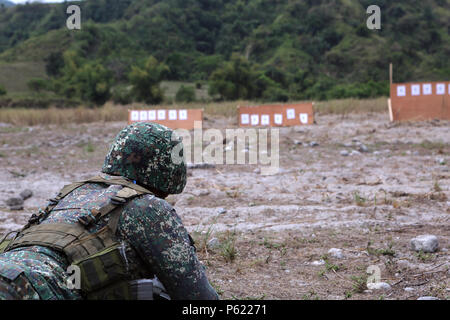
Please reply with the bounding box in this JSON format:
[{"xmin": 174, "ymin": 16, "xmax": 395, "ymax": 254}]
[
  {"xmin": 286, "ymin": 109, "xmax": 295, "ymax": 120},
  {"xmin": 139, "ymin": 111, "xmax": 148, "ymax": 121},
  {"xmin": 261, "ymin": 115, "xmax": 270, "ymax": 126},
  {"xmin": 131, "ymin": 111, "xmax": 139, "ymax": 121},
  {"xmin": 300, "ymin": 113, "xmax": 308, "ymax": 124},
  {"xmin": 411, "ymin": 84, "xmax": 421, "ymax": 96},
  {"xmin": 397, "ymin": 86, "xmax": 406, "ymax": 97},
  {"xmin": 251, "ymin": 114, "xmax": 259, "ymax": 126},
  {"xmin": 157, "ymin": 110, "xmax": 166, "ymax": 120},
  {"xmin": 179, "ymin": 110, "xmax": 188, "ymax": 120},
  {"xmin": 149, "ymin": 110, "xmax": 156, "ymax": 121},
  {"xmin": 274, "ymin": 114, "xmax": 283, "ymax": 125},
  {"xmin": 423, "ymin": 84, "xmax": 432, "ymax": 95},
  {"xmin": 168, "ymin": 110, "xmax": 177, "ymax": 120},
  {"xmin": 436, "ymin": 83, "xmax": 445, "ymax": 95},
  {"xmin": 241, "ymin": 114, "xmax": 249, "ymax": 125}
]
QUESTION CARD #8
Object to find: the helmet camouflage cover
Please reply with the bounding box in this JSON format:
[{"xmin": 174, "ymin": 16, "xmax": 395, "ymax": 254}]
[{"xmin": 102, "ymin": 122, "xmax": 186, "ymax": 194}]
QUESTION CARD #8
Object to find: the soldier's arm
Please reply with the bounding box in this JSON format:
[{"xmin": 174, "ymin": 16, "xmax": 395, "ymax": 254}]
[{"xmin": 118, "ymin": 195, "xmax": 219, "ymax": 300}]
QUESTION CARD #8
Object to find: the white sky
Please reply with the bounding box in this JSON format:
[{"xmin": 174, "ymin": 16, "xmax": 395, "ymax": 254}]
[{"xmin": 10, "ymin": 1, "xmax": 69, "ymax": 3}]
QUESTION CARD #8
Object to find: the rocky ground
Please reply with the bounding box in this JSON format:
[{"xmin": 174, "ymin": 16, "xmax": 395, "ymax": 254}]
[{"xmin": 0, "ymin": 112, "xmax": 449, "ymax": 300}]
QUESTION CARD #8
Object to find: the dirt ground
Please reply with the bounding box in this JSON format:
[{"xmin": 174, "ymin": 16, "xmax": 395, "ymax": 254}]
[{"xmin": 0, "ymin": 112, "xmax": 449, "ymax": 300}]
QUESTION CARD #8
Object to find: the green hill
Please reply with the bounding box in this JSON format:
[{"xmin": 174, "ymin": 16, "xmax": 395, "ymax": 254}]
[
  {"xmin": 0, "ymin": 0, "xmax": 449, "ymax": 104},
  {"xmin": 0, "ymin": 0, "xmax": 14, "ymax": 8}
]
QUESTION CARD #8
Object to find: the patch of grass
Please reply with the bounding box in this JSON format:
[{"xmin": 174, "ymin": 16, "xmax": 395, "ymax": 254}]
[
  {"xmin": 302, "ymin": 289, "xmax": 320, "ymax": 300},
  {"xmin": 353, "ymin": 191, "xmax": 366, "ymax": 206},
  {"xmin": 433, "ymin": 181, "xmax": 442, "ymax": 193},
  {"xmin": 415, "ymin": 251, "xmax": 434, "ymax": 262},
  {"xmin": 220, "ymin": 231, "xmax": 238, "ymax": 263},
  {"xmin": 367, "ymin": 241, "xmax": 396, "ymax": 257},
  {"xmin": 191, "ymin": 218, "xmax": 217, "ymax": 253},
  {"xmin": 314, "ymin": 97, "xmax": 388, "ymax": 115},
  {"xmin": 351, "ymin": 274, "xmax": 368, "ymax": 293},
  {"xmin": 84, "ymin": 141, "xmax": 95, "ymax": 153},
  {"xmin": 416, "ymin": 140, "xmax": 447, "ymax": 150}
]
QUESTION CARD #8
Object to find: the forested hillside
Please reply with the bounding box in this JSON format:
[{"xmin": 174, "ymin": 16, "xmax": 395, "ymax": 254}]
[{"xmin": 0, "ymin": 0, "xmax": 448, "ymax": 105}]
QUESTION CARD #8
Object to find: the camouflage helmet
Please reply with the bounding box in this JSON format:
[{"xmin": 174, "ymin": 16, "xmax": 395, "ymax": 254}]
[{"xmin": 102, "ymin": 122, "xmax": 186, "ymax": 194}]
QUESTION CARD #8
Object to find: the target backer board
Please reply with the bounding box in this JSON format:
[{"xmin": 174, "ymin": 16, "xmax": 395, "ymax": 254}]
[
  {"xmin": 238, "ymin": 103, "xmax": 314, "ymax": 127},
  {"xmin": 390, "ymin": 82, "xmax": 450, "ymax": 121},
  {"xmin": 128, "ymin": 109, "xmax": 203, "ymax": 130}
]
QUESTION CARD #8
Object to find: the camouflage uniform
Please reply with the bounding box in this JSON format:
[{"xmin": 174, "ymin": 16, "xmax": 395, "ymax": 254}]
[{"xmin": 0, "ymin": 122, "xmax": 218, "ymax": 300}]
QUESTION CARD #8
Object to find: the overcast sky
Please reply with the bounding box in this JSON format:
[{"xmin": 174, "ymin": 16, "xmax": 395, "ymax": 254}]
[{"xmin": 10, "ymin": 1, "xmax": 73, "ymax": 3}]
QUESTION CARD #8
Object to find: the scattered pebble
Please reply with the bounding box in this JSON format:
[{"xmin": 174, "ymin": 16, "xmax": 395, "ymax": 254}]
[
  {"xmin": 404, "ymin": 287, "xmax": 415, "ymax": 292},
  {"xmin": 253, "ymin": 168, "xmax": 261, "ymax": 174},
  {"xmin": 417, "ymin": 296, "xmax": 439, "ymax": 300},
  {"xmin": 436, "ymin": 158, "xmax": 446, "ymax": 165},
  {"xmin": 358, "ymin": 144, "xmax": 369, "ymax": 153},
  {"xmin": 410, "ymin": 235, "xmax": 439, "ymax": 253},
  {"xmin": 207, "ymin": 238, "xmax": 221, "ymax": 249},
  {"xmin": 309, "ymin": 141, "xmax": 319, "ymax": 147},
  {"xmin": 5, "ymin": 197, "xmax": 24, "ymax": 210},
  {"xmin": 187, "ymin": 163, "xmax": 216, "ymax": 169},
  {"xmin": 311, "ymin": 260, "xmax": 325, "ymax": 266},
  {"xmin": 328, "ymin": 248, "xmax": 344, "ymax": 259},
  {"xmin": 19, "ymin": 189, "xmax": 33, "ymax": 200},
  {"xmin": 217, "ymin": 208, "xmax": 227, "ymax": 215},
  {"xmin": 340, "ymin": 150, "xmax": 349, "ymax": 157},
  {"xmin": 367, "ymin": 282, "xmax": 391, "ymax": 290}
]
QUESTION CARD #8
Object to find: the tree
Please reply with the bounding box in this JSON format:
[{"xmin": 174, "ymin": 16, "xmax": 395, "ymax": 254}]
[
  {"xmin": 0, "ymin": 84, "xmax": 6, "ymax": 96},
  {"xmin": 27, "ymin": 78, "xmax": 48, "ymax": 93},
  {"xmin": 176, "ymin": 85, "xmax": 196, "ymax": 103},
  {"xmin": 208, "ymin": 54, "xmax": 258, "ymax": 100},
  {"xmin": 45, "ymin": 52, "xmax": 65, "ymax": 77},
  {"xmin": 129, "ymin": 56, "xmax": 168, "ymax": 104},
  {"xmin": 72, "ymin": 63, "xmax": 112, "ymax": 106}
]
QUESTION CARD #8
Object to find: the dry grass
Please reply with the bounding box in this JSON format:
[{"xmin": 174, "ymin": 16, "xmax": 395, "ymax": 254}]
[
  {"xmin": 0, "ymin": 98, "xmax": 388, "ymax": 126},
  {"xmin": 314, "ymin": 97, "xmax": 388, "ymax": 115}
]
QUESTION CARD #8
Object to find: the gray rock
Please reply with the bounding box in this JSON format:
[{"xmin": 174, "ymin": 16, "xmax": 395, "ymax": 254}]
[
  {"xmin": 19, "ymin": 189, "xmax": 33, "ymax": 200},
  {"xmin": 367, "ymin": 282, "xmax": 391, "ymax": 290},
  {"xmin": 309, "ymin": 141, "xmax": 319, "ymax": 147},
  {"xmin": 217, "ymin": 208, "xmax": 227, "ymax": 215},
  {"xmin": 436, "ymin": 158, "xmax": 446, "ymax": 165},
  {"xmin": 350, "ymin": 150, "xmax": 361, "ymax": 156},
  {"xmin": 328, "ymin": 248, "xmax": 344, "ymax": 259},
  {"xmin": 9, "ymin": 205, "xmax": 24, "ymax": 211},
  {"xmin": 192, "ymin": 189, "xmax": 210, "ymax": 197},
  {"xmin": 207, "ymin": 238, "xmax": 221, "ymax": 249},
  {"xmin": 340, "ymin": 150, "xmax": 349, "ymax": 157},
  {"xmin": 358, "ymin": 144, "xmax": 369, "ymax": 153},
  {"xmin": 410, "ymin": 235, "xmax": 439, "ymax": 253},
  {"xmin": 253, "ymin": 168, "xmax": 261, "ymax": 174},
  {"xmin": 417, "ymin": 296, "xmax": 439, "ymax": 300},
  {"xmin": 5, "ymin": 197, "xmax": 24, "ymax": 207},
  {"xmin": 187, "ymin": 162, "xmax": 216, "ymax": 169},
  {"xmin": 311, "ymin": 260, "xmax": 325, "ymax": 266},
  {"xmin": 404, "ymin": 287, "xmax": 415, "ymax": 292},
  {"xmin": 293, "ymin": 140, "xmax": 303, "ymax": 145}
]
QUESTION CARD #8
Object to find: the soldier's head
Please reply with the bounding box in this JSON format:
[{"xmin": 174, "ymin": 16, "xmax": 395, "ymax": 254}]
[{"xmin": 102, "ymin": 122, "xmax": 187, "ymax": 197}]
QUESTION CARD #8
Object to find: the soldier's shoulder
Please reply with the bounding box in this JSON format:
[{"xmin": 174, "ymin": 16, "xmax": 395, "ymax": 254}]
[{"xmin": 123, "ymin": 193, "xmax": 176, "ymax": 218}]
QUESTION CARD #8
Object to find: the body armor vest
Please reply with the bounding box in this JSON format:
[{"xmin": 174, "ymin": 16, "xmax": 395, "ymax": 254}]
[{"xmin": 0, "ymin": 176, "xmax": 164, "ymax": 300}]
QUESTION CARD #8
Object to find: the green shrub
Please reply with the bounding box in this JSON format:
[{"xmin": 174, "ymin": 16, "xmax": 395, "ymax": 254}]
[
  {"xmin": 0, "ymin": 85, "xmax": 6, "ymax": 96},
  {"xmin": 175, "ymin": 85, "xmax": 196, "ymax": 103},
  {"xmin": 27, "ymin": 78, "xmax": 48, "ymax": 93}
]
